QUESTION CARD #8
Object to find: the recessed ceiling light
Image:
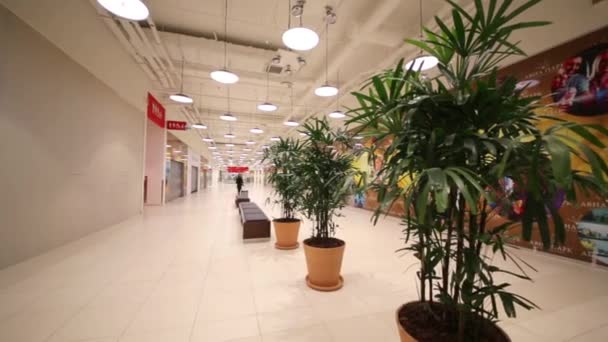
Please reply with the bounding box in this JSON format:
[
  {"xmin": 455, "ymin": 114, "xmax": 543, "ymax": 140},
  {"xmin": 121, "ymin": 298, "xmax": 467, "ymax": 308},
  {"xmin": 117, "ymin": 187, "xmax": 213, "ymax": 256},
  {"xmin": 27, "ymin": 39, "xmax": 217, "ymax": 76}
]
[
  {"xmin": 250, "ymin": 127, "xmax": 264, "ymax": 134},
  {"xmin": 97, "ymin": 0, "xmax": 149, "ymax": 21},
  {"xmin": 224, "ymin": 133, "xmax": 236, "ymax": 139},
  {"xmin": 270, "ymin": 136, "xmax": 280, "ymax": 141},
  {"xmin": 314, "ymin": 84, "xmax": 338, "ymax": 97},
  {"xmin": 191, "ymin": 123, "xmax": 207, "ymax": 129},
  {"xmin": 328, "ymin": 110, "xmax": 345, "ymax": 119},
  {"xmin": 220, "ymin": 113, "xmax": 237, "ymax": 121},
  {"xmin": 257, "ymin": 102, "xmax": 278, "ymax": 112},
  {"xmin": 284, "ymin": 120, "xmax": 299, "ymax": 127}
]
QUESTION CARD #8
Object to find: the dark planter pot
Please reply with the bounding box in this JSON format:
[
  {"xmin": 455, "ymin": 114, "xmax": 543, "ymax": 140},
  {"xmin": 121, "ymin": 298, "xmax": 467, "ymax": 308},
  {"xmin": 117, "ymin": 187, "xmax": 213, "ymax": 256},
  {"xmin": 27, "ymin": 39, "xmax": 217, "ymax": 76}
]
[{"xmin": 396, "ymin": 301, "xmax": 511, "ymax": 342}]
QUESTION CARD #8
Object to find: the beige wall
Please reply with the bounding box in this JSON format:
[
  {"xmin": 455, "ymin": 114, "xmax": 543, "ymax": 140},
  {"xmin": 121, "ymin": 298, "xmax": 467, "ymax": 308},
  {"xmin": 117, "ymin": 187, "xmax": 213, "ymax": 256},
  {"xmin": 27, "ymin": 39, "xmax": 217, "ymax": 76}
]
[{"xmin": 0, "ymin": 6, "xmax": 145, "ymax": 268}]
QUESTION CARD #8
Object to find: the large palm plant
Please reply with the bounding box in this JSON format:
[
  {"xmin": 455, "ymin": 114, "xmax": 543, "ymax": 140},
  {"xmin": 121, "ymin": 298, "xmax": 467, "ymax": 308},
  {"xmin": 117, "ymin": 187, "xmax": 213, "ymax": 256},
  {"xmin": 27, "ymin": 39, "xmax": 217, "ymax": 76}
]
[
  {"xmin": 299, "ymin": 118, "xmax": 360, "ymax": 243},
  {"xmin": 264, "ymin": 137, "xmax": 304, "ymax": 221},
  {"xmin": 348, "ymin": 0, "xmax": 608, "ymax": 340}
]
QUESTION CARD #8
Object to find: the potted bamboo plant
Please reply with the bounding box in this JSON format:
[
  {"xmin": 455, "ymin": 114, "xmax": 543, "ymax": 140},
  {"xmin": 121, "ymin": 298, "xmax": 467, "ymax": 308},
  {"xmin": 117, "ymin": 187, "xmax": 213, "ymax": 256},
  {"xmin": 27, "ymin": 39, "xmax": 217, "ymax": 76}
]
[
  {"xmin": 298, "ymin": 118, "xmax": 360, "ymax": 291},
  {"xmin": 348, "ymin": 0, "xmax": 608, "ymax": 341},
  {"xmin": 265, "ymin": 137, "xmax": 304, "ymax": 249}
]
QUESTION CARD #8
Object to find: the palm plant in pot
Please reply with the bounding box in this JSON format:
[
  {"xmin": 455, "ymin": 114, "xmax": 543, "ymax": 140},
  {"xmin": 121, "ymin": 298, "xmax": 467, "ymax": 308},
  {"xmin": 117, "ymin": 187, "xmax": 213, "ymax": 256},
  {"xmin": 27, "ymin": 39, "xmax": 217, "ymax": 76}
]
[
  {"xmin": 298, "ymin": 117, "xmax": 361, "ymax": 291},
  {"xmin": 348, "ymin": 0, "xmax": 608, "ymax": 341},
  {"xmin": 264, "ymin": 137, "xmax": 304, "ymax": 250}
]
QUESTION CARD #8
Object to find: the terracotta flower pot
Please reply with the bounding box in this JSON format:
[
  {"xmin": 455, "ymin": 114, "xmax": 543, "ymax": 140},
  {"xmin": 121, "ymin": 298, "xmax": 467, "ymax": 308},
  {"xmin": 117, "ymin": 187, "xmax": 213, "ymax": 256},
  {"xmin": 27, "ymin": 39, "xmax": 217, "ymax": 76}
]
[
  {"xmin": 303, "ymin": 238, "xmax": 345, "ymax": 291},
  {"xmin": 395, "ymin": 302, "xmax": 511, "ymax": 342},
  {"xmin": 273, "ymin": 219, "xmax": 300, "ymax": 250}
]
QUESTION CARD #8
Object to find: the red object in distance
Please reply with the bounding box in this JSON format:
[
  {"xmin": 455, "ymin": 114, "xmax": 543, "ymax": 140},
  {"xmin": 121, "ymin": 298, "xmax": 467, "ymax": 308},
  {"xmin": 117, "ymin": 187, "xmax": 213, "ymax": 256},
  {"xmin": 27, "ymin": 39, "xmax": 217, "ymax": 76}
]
[
  {"xmin": 227, "ymin": 166, "xmax": 249, "ymax": 173},
  {"xmin": 147, "ymin": 93, "xmax": 165, "ymax": 128},
  {"xmin": 167, "ymin": 120, "xmax": 188, "ymax": 130}
]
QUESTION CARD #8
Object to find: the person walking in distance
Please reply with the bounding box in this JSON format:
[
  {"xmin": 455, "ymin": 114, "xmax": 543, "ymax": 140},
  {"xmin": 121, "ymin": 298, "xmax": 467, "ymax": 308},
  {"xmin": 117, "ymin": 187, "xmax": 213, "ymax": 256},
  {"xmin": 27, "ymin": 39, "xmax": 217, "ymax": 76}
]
[{"xmin": 235, "ymin": 174, "xmax": 244, "ymax": 194}]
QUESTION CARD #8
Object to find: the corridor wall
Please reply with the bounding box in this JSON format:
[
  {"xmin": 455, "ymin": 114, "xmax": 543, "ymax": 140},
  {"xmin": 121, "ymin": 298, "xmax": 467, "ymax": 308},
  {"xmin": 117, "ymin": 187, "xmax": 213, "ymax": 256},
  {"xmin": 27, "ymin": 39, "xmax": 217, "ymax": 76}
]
[{"xmin": 0, "ymin": 6, "xmax": 145, "ymax": 268}]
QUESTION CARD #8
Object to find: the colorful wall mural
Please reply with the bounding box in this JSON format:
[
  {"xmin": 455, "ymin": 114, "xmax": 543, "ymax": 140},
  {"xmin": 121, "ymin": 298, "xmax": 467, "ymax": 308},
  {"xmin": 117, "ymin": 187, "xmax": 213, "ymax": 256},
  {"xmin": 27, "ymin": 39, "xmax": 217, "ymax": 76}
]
[{"xmin": 352, "ymin": 27, "xmax": 608, "ymax": 265}]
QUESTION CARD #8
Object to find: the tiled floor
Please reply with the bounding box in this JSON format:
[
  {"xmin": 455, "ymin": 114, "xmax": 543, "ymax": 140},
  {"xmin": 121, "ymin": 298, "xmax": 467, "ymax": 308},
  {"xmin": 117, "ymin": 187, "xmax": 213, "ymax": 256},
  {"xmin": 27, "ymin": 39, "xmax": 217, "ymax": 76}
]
[{"xmin": 1, "ymin": 183, "xmax": 608, "ymax": 341}]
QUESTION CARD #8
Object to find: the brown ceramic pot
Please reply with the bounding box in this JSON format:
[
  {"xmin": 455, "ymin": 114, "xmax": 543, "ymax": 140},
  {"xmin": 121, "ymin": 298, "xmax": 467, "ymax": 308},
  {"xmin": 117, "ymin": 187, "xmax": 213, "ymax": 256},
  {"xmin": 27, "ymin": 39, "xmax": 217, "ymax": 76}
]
[
  {"xmin": 273, "ymin": 219, "xmax": 300, "ymax": 250},
  {"xmin": 303, "ymin": 238, "xmax": 345, "ymax": 291},
  {"xmin": 395, "ymin": 302, "xmax": 511, "ymax": 342}
]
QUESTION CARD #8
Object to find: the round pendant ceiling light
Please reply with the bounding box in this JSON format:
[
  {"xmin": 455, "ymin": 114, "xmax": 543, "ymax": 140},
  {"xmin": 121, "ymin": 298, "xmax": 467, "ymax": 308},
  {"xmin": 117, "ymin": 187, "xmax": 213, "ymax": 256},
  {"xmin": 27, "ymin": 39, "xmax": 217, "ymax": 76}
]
[
  {"xmin": 299, "ymin": 132, "xmax": 308, "ymax": 136},
  {"xmin": 282, "ymin": 1, "xmax": 318, "ymax": 51},
  {"xmin": 97, "ymin": 0, "xmax": 149, "ymax": 21},
  {"xmin": 171, "ymin": 59, "xmax": 193, "ymax": 104},
  {"xmin": 328, "ymin": 110, "xmax": 345, "ymax": 119},
  {"xmin": 210, "ymin": 0, "xmax": 239, "ymax": 84},
  {"xmin": 226, "ymin": 143, "xmax": 235, "ymax": 147},
  {"xmin": 250, "ymin": 127, "xmax": 264, "ymax": 134},
  {"xmin": 257, "ymin": 102, "xmax": 278, "ymax": 112},
  {"xmin": 405, "ymin": 0, "xmax": 438, "ymax": 72},
  {"xmin": 191, "ymin": 123, "xmax": 207, "ymax": 129},
  {"xmin": 258, "ymin": 71, "xmax": 278, "ymax": 112},
  {"xmin": 202, "ymin": 137, "xmax": 214, "ymax": 142},
  {"xmin": 208, "ymin": 146, "xmax": 217, "ymax": 150},
  {"xmin": 220, "ymin": 113, "xmax": 237, "ymax": 121},
  {"xmin": 169, "ymin": 93, "xmax": 194, "ymax": 104},
  {"xmin": 210, "ymin": 69, "xmax": 239, "ymax": 84},
  {"xmin": 353, "ymin": 135, "xmax": 363, "ymax": 140},
  {"xmin": 245, "ymin": 140, "xmax": 256, "ymax": 145},
  {"xmin": 315, "ymin": 7, "xmax": 338, "ymax": 97},
  {"xmin": 270, "ymin": 136, "xmax": 281, "ymax": 141},
  {"xmin": 405, "ymin": 55, "xmax": 439, "ymax": 72},
  {"xmin": 224, "ymin": 133, "xmax": 236, "ymax": 139},
  {"xmin": 284, "ymin": 120, "xmax": 299, "ymax": 127},
  {"xmin": 314, "ymin": 84, "xmax": 338, "ymax": 97},
  {"xmin": 282, "ymin": 27, "xmax": 319, "ymax": 51}
]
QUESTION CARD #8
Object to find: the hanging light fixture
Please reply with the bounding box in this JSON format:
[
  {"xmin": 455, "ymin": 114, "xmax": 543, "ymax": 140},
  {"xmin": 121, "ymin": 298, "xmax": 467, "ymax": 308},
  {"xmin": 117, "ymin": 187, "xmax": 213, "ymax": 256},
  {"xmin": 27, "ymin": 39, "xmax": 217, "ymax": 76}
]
[
  {"xmin": 202, "ymin": 137, "xmax": 213, "ymax": 142},
  {"xmin": 191, "ymin": 123, "xmax": 207, "ymax": 129},
  {"xmin": 284, "ymin": 86, "xmax": 299, "ymax": 126},
  {"xmin": 282, "ymin": 0, "xmax": 319, "ymax": 51},
  {"xmin": 97, "ymin": 0, "xmax": 149, "ymax": 21},
  {"xmin": 270, "ymin": 136, "xmax": 281, "ymax": 141},
  {"xmin": 210, "ymin": 0, "xmax": 239, "ymax": 84},
  {"xmin": 405, "ymin": 0, "xmax": 438, "ymax": 72},
  {"xmin": 315, "ymin": 7, "xmax": 338, "ymax": 97},
  {"xmin": 258, "ymin": 70, "xmax": 278, "ymax": 112},
  {"xmin": 219, "ymin": 87, "xmax": 237, "ymax": 121},
  {"xmin": 170, "ymin": 59, "xmax": 193, "ymax": 104},
  {"xmin": 226, "ymin": 143, "xmax": 235, "ymax": 147},
  {"xmin": 250, "ymin": 127, "xmax": 264, "ymax": 134},
  {"xmin": 245, "ymin": 140, "xmax": 256, "ymax": 145},
  {"xmin": 224, "ymin": 132, "xmax": 236, "ymax": 139},
  {"xmin": 328, "ymin": 70, "xmax": 345, "ymax": 119},
  {"xmin": 208, "ymin": 146, "xmax": 217, "ymax": 150}
]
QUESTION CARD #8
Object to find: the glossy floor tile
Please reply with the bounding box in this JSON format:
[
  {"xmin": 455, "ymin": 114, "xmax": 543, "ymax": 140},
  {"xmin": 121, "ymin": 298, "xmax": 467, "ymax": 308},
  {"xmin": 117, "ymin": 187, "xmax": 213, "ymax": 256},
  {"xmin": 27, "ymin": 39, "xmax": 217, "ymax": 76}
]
[{"xmin": 1, "ymin": 183, "xmax": 608, "ymax": 341}]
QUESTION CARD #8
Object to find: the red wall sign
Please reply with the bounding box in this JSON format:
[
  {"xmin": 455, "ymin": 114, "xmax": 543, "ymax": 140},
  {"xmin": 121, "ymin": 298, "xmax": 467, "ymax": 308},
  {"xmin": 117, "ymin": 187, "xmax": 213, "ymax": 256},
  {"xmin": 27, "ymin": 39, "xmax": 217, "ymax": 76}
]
[
  {"xmin": 227, "ymin": 166, "xmax": 249, "ymax": 173},
  {"xmin": 147, "ymin": 93, "xmax": 165, "ymax": 128},
  {"xmin": 167, "ymin": 120, "xmax": 188, "ymax": 130}
]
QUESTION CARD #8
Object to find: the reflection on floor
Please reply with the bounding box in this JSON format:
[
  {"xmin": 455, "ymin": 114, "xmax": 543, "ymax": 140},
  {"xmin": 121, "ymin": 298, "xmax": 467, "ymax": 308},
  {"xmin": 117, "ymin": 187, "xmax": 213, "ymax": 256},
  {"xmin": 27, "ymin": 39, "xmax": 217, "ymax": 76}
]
[{"xmin": 1, "ymin": 183, "xmax": 608, "ymax": 342}]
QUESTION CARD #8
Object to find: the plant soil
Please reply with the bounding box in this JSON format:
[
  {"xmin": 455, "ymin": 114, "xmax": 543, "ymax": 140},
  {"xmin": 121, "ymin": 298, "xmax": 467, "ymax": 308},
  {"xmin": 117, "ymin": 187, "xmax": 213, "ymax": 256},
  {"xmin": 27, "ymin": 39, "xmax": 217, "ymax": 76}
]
[
  {"xmin": 273, "ymin": 218, "xmax": 301, "ymax": 223},
  {"xmin": 398, "ymin": 302, "xmax": 510, "ymax": 342},
  {"xmin": 304, "ymin": 237, "xmax": 345, "ymax": 249}
]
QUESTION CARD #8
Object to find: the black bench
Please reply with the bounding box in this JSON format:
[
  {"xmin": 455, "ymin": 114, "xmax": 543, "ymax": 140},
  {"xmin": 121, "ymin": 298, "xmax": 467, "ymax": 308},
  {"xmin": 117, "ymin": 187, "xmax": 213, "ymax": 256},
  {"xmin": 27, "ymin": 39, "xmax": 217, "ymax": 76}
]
[
  {"xmin": 238, "ymin": 202, "xmax": 270, "ymax": 239},
  {"xmin": 235, "ymin": 191, "xmax": 250, "ymax": 208}
]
